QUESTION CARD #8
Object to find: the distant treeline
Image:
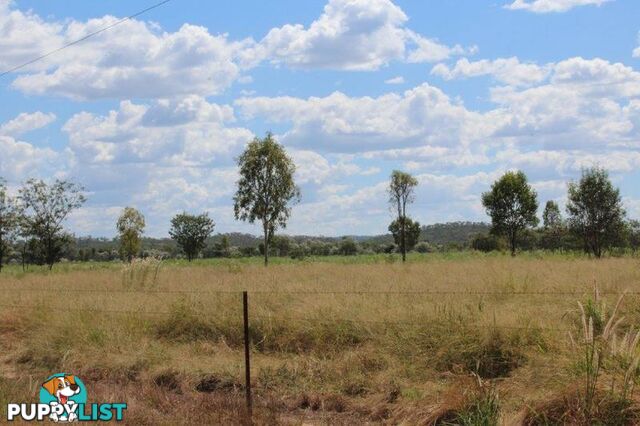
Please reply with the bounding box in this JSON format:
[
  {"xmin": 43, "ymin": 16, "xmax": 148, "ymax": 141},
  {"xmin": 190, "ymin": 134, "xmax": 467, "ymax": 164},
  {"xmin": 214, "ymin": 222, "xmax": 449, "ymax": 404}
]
[{"xmin": 0, "ymin": 222, "xmax": 489, "ymax": 263}]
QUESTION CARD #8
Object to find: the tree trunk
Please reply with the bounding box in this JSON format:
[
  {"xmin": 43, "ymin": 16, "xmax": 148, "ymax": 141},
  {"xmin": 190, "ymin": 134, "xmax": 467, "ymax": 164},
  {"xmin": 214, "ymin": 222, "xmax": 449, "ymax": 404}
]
[
  {"xmin": 263, "ymin": 223, "xmax": 269, "ymax": 267},
  {"xmin": 510, "ymin": 230, "xmax": 516, "ymax": 257},
  {"xmin": 401, "ymin": 217, "xmax": 406, "ymax": 262}
]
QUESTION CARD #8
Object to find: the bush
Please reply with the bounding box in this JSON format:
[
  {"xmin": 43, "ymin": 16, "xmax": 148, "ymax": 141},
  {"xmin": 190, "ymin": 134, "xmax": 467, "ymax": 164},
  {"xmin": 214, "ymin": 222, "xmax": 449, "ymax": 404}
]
[
  {"xmin": 414, "ymin": 241, "xmax": 433, "ymax": 253},
  {"xmin": 471, "ymin": 233, "xmax": 503, "ymax": 252}
]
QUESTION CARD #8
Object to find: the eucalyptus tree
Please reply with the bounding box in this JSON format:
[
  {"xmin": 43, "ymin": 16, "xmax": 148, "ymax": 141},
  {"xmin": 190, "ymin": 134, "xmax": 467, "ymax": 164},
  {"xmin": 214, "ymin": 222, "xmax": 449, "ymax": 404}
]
[
  {"xmin": 482, "ymin": 171, "xmax": 538, "ymax": 256},
  {"xmin": 19, "ymin": 179, "xmax": 86, "ymax": 269},
  {"xmin": 169, "ymin": 212, "xmax": 215, "ymax": 261},
  {"xmin": 234, "ymin": 133, "xmax": 300, "ymax": 266},
  {"xmin": 388, "ymin": 170, "xmax": 418, "ymax": 262}
]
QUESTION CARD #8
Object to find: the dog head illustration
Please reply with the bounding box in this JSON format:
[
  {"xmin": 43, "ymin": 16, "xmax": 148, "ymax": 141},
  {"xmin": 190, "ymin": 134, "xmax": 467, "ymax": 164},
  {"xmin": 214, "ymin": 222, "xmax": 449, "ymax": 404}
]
[{"xmin": 42, "ymin": 375, "xmax": 80, "ymax": 405}]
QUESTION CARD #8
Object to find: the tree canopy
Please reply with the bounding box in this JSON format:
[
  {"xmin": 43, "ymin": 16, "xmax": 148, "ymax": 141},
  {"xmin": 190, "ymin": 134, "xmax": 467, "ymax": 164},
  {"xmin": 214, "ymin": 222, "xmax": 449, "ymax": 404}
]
[
  {"xmin": 169, "ymin": 212, "xmax": 215, "ymax": 261},
  {"xmin": 0, "ymin": 178, "xmax": 19, "ymax": 272},
  {"xmin": 388, "ymin": 217, "xmax": 421, "ymax": 252},
  {"xmin": 567, "ymin": 167, "xmax": 625, "ymax": 258},
  {"xmin": 388, "ymin": 170, "xmax": 418, "ymax": 262},
  {"xmin": 233, "ymin": 133, "xmax": 300, "ymax": 266},
  {"xmin": 117, "ymin": 207, "xmax": 145, "ymax": 262},
  {"xmin": 18, "ymin": 179, "xmax": 86, "ymax": 269},
  {"xmin": 482, "ymin": 171, "xmax": 539, "ymax": 256}
]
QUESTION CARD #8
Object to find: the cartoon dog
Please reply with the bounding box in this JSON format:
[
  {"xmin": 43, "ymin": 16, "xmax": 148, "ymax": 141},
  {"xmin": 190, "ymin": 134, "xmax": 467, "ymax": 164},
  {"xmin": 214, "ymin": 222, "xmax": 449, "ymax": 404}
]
[{"xmin": 42, "ymin": 375, "xmax": 80, "ymax": 422}]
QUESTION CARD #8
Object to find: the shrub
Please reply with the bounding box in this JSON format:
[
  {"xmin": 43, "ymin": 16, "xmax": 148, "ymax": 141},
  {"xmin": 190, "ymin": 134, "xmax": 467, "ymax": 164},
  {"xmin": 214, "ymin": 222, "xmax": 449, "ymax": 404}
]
[{"xmin": 414, "ymin": 241, "xmax": 433, "ymax": 253}]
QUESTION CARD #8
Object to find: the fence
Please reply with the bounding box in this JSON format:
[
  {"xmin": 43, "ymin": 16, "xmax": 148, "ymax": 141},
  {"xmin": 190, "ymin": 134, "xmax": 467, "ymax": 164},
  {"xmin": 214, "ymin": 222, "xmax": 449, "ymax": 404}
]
[{"xmin": 0, "ymin": 286, "xmax": 632, "ymax": 421}]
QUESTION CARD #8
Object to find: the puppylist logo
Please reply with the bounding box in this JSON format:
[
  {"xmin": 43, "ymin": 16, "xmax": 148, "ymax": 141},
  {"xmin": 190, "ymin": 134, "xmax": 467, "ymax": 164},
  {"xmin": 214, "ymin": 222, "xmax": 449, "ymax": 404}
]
[{"xmin": 7, "ymin": 373, "xmax": 127, "ymax": 422}]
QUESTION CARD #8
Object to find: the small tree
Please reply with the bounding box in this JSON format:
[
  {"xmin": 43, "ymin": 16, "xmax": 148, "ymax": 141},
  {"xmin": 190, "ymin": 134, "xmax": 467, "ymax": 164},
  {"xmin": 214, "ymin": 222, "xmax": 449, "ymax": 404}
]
[
  {"xmin": 482, "ymin": 171, "xmax": 539, "ymax": 256},
  {"xmin": 388, "ymin": 170, "xmax": 418, "ymax": 262},
  {"xmin": 339, "ymin": 237, "xmax": 358, "ymax": 256},
  {"xmin": 117, "ymin": 207, "xmax": 145, "ymax": 262},
  {"xmin": 220, "ymin": 235, "xmax": 230, "ymax": 257},
  {"xmin": 388, "ymin": 217, "xmax": 421, "ymax": 253},
  {"xmin": 627, "ymin": 220, "xmax": 640, "ymax": 255},
  {"xmin": 567, "ymin": 167, "xmax": 625, "ymax": 258},
  {"xmin": 19, "ymin": 179, "xmax": 86, "ymax": 270},
  {"xmin": 541, "ymin": 200, "xmax": 565, "ymax": 251},
  {"xmin": 169, "ymin": 212, "xmax": 215, "ymax": 261},
  {"xmin": 234, "ymin": 133, "xmax": 300, "ymax": 266},
  {"xmin": 0, "ymin": 178, "xmax": 19, "ymax": 272},
  {"xmin": 543, "ymin": 201, "xmax": 562, "ymax": 229}
]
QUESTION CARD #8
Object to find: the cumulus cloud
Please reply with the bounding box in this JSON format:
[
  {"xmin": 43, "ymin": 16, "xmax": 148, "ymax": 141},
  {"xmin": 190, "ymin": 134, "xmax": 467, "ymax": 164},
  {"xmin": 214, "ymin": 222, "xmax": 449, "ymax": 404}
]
[
  {"xmin": 2, "ymin": 0, "xmax": 467, "ymax": 99},
  {"xmin": 0, "ymin": 111, "xmax": 56, "ymax": 136},
  {"xmin": 405, "ymin": 31, "xmax": 475, "ymax": 64},
  {"xmin": 431, "ymin": 57, "xmax": 552, "ymax": 87},
  {"xmin": 236, "ymin": 84, "xmax": 488, "ymax": 154},
  {"xmin": 0, "ymin": 135, "xmax": 63, "ymax": 180},
  {"xmin": 385, "ymin": 76, "xmax": 405, "ymax": 84},
  {"xmin": 62, "ymin": 96, "xmax": 252, "ymax": 165},
  {"xmin": 489, "ymin": 57, "xmax": 640, "ymax": 149},
  {"xmin": 505, "ymin": 0, "xmax": 612, "ymax": 13},
  {"xmin": 258, "ymin": 0, "xmax": 470, "ymax": 70},
  {"xmin": 0, "ymin": 0, "xmax": 63, "ymax": 72},
  {"xmin": 260, "ymin": 0, "xmax": 408, "ymax": 70},
  {"xmin": 10, "ymin": 19, "xmax": 254, "ymax": 99}
]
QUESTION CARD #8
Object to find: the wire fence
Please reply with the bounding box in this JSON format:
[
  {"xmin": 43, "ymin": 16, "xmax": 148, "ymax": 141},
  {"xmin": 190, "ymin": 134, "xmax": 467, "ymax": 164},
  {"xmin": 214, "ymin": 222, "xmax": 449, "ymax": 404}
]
[
  {"xmin": 0, "ymin": 288, "xmax": 635, "ymax": 296},
  {"xmin": 0, "ymin": 286, "xmax": 619, "ymax": 332},
  {"xmin": 0, "ymin": 286, "xmax": 616, "ymax": 419}
]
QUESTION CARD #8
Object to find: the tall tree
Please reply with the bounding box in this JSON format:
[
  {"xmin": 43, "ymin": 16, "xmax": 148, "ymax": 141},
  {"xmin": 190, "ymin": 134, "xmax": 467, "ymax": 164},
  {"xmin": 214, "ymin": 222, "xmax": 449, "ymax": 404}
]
[
  {"xmin": 117, "ymin": 207, "xmax": 145, "ymax": 262},
  {"xmin": 543, "ymin": 201, "xmax": 562, "ymax": 229},
  {"xmin": 169, "ymin": 212, "xmax": 215, "ymax": 261},
  {"xmin": 566, "ymin": 167, "xmax": 625, "ymax": 258},
  {"xmin": 234, "ymin": 133, "xmax": 300, "ymax": 266},
  {"xmin": 388, "ymin": 217, "xmax": 421, "ymax": 253},
  {"xmin": 627, "ymin": 220, "xmax": 640, "ymax": 254},
  {"xmin": 0, "ymin": 179, "xmax": 19, "ymax": 272},
  {"xmin": 388, "ymin": 170, "xmax": 418, "ymax": 262},
  {"xmin": 541, "ymin": 200, "xmax": 564, "ymax": 251},
  {"xmin": 482, "ymin": 171, "xmax": 539, "ymax": 256},
  {"xmin": 19, "ymin": 179, "xmax": 86, "ymax": 270}
]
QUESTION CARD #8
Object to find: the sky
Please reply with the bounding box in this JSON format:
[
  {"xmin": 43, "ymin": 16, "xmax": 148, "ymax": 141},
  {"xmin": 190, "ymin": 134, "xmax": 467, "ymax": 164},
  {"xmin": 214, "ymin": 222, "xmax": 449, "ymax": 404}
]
[{"xmin": 1, "ymin": 0, "xmax": 640, "ymax": 237}]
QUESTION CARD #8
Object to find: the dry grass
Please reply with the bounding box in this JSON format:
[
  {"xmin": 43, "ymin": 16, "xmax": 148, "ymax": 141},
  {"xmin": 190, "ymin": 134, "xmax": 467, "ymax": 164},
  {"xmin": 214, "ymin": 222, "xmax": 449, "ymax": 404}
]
[{"xmin": 1, "ymin": 254, "xmax": 640, "ymax": 424}]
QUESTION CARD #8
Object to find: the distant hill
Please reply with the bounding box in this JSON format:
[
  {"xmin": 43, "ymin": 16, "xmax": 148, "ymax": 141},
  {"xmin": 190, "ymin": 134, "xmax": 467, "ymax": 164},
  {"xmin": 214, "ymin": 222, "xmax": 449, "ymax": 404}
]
[
  {"xmin": 71, "ymin": 222, "xmax": 491, "ymax": 255},
  {"xmin": 420, "ymin": 222, "xmax": 490, "ymax": 245}
]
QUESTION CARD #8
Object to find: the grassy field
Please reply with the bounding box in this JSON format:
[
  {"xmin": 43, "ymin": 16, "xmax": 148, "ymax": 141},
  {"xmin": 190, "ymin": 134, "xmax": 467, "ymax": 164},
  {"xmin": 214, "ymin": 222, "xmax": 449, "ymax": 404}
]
[{"xmin": 1, "ymin": 253, "xmax": 640, "ymax": 424}]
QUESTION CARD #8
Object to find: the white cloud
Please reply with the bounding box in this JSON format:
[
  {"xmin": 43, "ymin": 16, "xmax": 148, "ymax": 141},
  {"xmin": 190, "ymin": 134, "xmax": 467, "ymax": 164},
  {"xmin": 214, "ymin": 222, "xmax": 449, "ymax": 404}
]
[
  {"xmin": 260, "ymin": 0, "xmax": 406, "ymax": 70},
  {"xmin": 0, "ymin": 111, "xmax": 56, "ymax": 136},
  {"xmin": 62, "ymin": 96, "xmax": 252, "ymax": 166},
  {"xmin": 258, "ymin": 0, "xmax": 469, "ymax": 70},
  {"xmin": 405, "ymin": 30, "xmax": 475, "ymax": 64},
  {"xmin": 385, "ymin": 76, "xmax": 405, "ymax": 84},
  {"xmin": 505, "ymin": 0, "xmax": 612, "ymax": 13},
  {"xmin": 0, "ymin": 0, "xmax": 63, "ymax": 72},
  {"xmin": 431, "ymin": 57, "xmax": 551, "ymax": 87},
  {"xmin": 634, "ymin": 32, "xmax": 640, "ymax": 58},
  {"xmin": 489, "ymin": 58, "xmax": 640, "ymax": 148},
  {"xmin": 10, "ymin": 19, "xmax": 254, "ymax": 100},
  {"xmin": 2, "ymin": 0, "xmax": 467, "ymax": 98},
  {"xmin": 236, "ymin": 84, "xmax": 489, "ymax": 153},
  {"xmin": 0, "ymin": 135, "xmax": 63, "ymax": 180}
]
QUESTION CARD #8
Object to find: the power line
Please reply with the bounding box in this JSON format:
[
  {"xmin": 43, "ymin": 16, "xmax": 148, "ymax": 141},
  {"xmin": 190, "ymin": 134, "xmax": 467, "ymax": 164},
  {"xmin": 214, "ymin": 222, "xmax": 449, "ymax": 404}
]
[{"xmin": 0, "ymin": 0, "xmax": 174, "ymax": 78}]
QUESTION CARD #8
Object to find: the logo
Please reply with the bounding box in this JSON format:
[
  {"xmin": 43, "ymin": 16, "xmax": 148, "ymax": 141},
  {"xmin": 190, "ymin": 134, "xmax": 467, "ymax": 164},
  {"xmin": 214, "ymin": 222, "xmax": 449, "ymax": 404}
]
[{"xmin": 7, "ymin": 373, "xmax": 126, "ymax": 422}]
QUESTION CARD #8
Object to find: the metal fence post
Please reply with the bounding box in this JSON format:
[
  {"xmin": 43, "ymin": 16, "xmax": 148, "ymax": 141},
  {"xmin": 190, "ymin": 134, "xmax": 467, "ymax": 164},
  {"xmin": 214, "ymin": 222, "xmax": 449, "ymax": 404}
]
[{"xmin": 243, "ymin": 291, "xmax": 253, "ymax": 420}]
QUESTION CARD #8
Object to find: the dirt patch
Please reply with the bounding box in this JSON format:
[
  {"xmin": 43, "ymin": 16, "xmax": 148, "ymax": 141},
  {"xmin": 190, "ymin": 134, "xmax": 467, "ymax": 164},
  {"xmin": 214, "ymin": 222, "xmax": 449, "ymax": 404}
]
[
  {"xmin": 522, "ymin": 386, "xmax": 640, "ymax": 425},
  {"xmin": 195, "ymin": 374, "xmax": 242, "ymax": 393},
  {"xmin": 152, "ymin": 370, "xmax": 181, "ymax": 393}
]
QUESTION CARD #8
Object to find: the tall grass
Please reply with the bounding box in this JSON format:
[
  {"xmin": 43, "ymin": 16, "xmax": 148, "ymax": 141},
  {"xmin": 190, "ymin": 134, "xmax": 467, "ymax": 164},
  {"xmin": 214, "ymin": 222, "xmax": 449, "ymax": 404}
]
[{"xmin": 1, "ymin": 255, "xmax": 640, "ymax": 423}]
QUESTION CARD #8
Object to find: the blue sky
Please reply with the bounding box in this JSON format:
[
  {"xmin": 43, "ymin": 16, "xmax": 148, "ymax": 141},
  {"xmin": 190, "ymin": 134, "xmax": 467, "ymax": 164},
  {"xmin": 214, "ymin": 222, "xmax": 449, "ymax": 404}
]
[{"xmin": 1, "ymin": 0, "xmax": 639, "ymax": 237}]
